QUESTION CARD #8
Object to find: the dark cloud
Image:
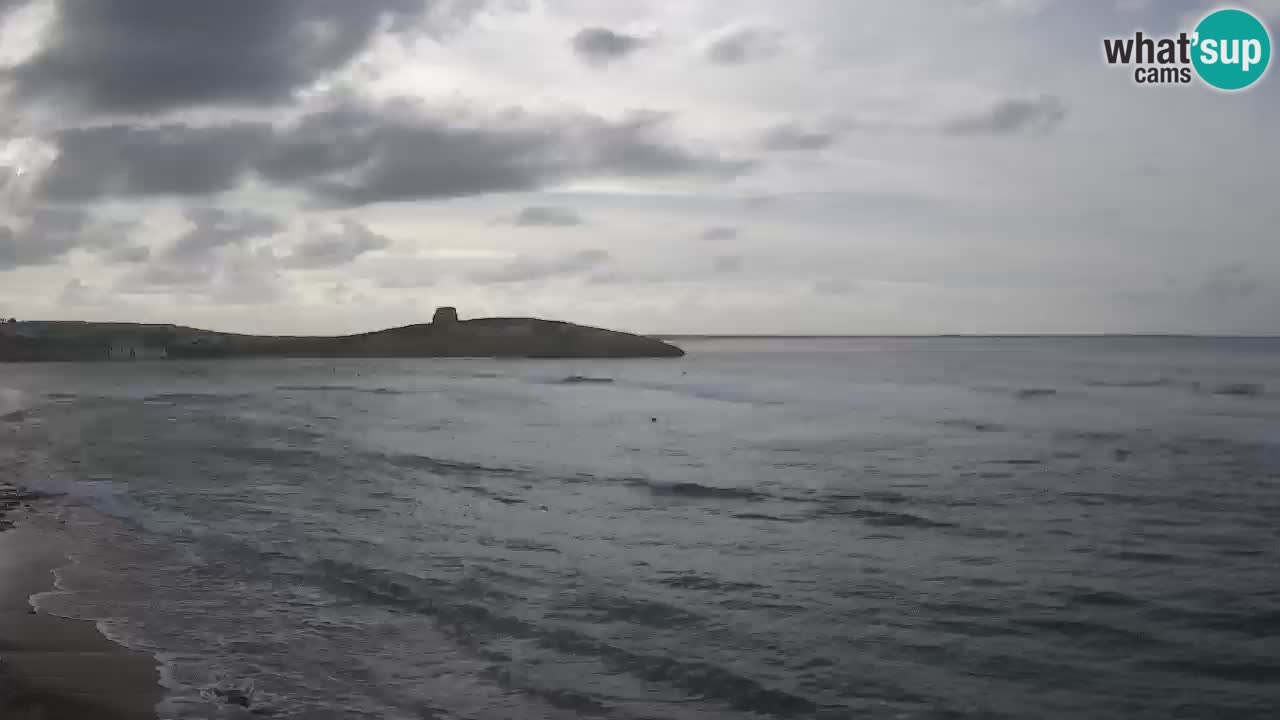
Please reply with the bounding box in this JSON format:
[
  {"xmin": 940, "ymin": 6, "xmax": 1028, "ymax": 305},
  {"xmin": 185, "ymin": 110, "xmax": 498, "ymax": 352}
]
[
  {"xmin": 760, "ymin": 123, "xmax": 842, "ymax": 151},
  {"xmin": 259, "ymin": 101, "xmax": 752, "ymax": 207},
  {"xmin": 943, "ymin": 95, "xmax": 1067, "ymax": 136},
  {"xmin": 469, "ymin": 248, "xmax": 609, "ymax": 284},
  {"xmin": 37, "ymin": 123, "xmax": 272, "ymax": 202},
  {"xmin": 25, "ymin": 99, "xmax": 751, "ymax": 206},
  {"xmin": 580, "ymin": 110, "xmax": 749, "ymax": 178},
  {"xmin": 167, "ymin": 207, "xmax": 284, "ymax": 260},
  {"xmin": 0, "ymin": 225, "xmax": 45, "ymax": 269},
  {"xmin": 700, "ymin": 225, "xmax": 738, "ymax": 242},
  {"xmin": 704, "ymin": 26, "xmax": 784, "ymax": 65},
  {"xmin": 571, "ymin": 27, "xmax": 649, "ymax": 66},
  {"xmin": 0, "ymin": 209, "xmax": 161, "ymax": 269},
  {"xmin": 261, "ymin": 102, "xmax": 565, "ymax": 205},
  {"xmin": 24, "ymin": 207, "xmax": 89, "ymax": 235},
  {"xmin": 5, "ymin": 0, "xmax": 484, "ymax": 113},
  {"xmin": 0, "ymin": 208, "xmax": 91, "ymax": 268},
  {"xmin": 509, "ymin": 205, "xmax": 585, "ymax": 227},
  {"xmin": 0, "ymin": 168, "xmax": 17, "ymax": 198},
  {"xmin": 280, "ymin": 220, "xmax": 390, "ymax": 269}
]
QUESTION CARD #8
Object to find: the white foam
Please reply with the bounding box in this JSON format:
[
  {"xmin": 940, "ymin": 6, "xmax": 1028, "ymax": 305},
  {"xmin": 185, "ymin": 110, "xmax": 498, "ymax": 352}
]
[
  {"xmin": 0, "ymin": 385, "xmax": 28, "ymax": 414},
  {"xmin": 154, "ymin": 652, "xmax": 189, "ymax": 717},
  {"xmin": 17, "ymin": 508, "xmax": 183, "ymax": 717}
]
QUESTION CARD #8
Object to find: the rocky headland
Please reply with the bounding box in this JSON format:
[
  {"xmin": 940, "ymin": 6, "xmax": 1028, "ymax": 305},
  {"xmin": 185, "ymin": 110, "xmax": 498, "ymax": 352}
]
[{"xmin": 0, "ymin": 307, "xmax": 684, "ymax": 362}]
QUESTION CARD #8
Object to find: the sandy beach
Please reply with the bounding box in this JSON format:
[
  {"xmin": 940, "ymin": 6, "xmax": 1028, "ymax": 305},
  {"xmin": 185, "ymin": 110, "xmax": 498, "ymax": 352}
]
[{"xmin": 0, "ymin": 483, "xmax": 161, "ymax": 720}]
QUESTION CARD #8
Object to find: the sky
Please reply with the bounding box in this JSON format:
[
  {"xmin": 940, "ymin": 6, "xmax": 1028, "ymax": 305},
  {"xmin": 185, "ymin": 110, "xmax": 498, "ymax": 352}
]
[{"xmin": 0, "ymin": 0, "xmax": 1277, "ymax": 336}]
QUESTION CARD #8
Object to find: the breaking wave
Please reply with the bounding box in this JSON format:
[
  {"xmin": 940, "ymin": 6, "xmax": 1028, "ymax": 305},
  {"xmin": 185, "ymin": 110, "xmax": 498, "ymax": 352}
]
[{"xmin": 0, "ymin": 386, "xmax": 30, "ymax": 419}]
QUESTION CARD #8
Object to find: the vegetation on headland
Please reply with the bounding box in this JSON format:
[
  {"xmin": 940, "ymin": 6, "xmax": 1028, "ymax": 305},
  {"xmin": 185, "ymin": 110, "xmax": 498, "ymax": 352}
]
[{"xmin": 0, "ymin": 310, "xmax": 684, "ymax": 361}]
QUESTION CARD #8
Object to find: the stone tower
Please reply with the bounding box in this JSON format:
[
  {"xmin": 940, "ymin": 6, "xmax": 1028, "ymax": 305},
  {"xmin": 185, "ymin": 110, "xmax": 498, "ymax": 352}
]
[{"xmin": 432, "ymin": 306, "xmax": 459, "ymax": 326}]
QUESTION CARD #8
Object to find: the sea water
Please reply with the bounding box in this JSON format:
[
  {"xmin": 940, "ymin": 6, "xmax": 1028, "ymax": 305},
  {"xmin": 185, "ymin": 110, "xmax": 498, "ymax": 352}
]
[{"xmin": 2, "ymin": 337, "xmax": 1278, "ymax": 719}]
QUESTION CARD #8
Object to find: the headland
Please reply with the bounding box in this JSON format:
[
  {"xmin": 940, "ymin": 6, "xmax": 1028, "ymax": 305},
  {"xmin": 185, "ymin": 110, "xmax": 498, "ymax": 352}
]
[{"xmin": 0, "ymin": 307, "xmax": 684, "ymax": 362}]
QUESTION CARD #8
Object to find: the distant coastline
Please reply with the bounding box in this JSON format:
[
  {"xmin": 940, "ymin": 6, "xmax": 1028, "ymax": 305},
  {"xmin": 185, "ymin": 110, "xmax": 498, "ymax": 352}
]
[{"xmin": 0, "ymin": 308, "xmax": 685, "ymax": 362}]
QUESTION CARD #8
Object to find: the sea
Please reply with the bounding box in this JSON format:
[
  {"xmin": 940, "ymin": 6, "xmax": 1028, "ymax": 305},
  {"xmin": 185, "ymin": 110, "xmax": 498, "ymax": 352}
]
[{"xmin": 1, "ymin": 336, "xmax": 1278, "ymax": 720}]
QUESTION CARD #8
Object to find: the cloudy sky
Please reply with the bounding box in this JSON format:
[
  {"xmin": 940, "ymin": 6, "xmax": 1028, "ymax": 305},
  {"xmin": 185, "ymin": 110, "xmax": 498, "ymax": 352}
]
[{"xmin": 0, "ymin": 0, "xmax": 1277, "ymax": 335}]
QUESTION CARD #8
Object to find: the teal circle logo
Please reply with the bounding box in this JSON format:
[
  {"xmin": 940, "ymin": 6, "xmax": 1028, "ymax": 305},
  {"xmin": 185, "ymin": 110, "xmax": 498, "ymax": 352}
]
[{"xmin": 1192, "ymin": 8, "xmax": 1271, "ymax": 90}]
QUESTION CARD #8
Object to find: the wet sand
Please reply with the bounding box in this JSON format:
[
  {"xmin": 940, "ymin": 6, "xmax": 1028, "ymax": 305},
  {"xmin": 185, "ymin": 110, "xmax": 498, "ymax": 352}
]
[{"xmin": 0, "ymin": 485, "xmax": 161, "ymax": 719}]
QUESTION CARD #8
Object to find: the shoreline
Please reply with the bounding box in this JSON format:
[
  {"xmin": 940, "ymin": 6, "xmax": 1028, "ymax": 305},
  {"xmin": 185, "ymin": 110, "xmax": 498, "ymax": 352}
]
[{"xmin": 0, "ymin": 484, "xmax": 162, "ymax": 720}]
